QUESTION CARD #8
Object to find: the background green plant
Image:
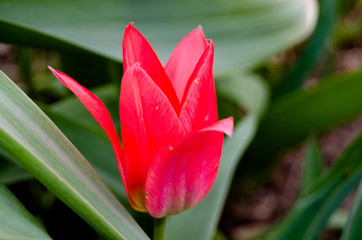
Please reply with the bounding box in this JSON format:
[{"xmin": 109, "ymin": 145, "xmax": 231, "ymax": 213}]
[{"xmin": 0, "ymin": 0, "xmax": 361, "ymax": 239}]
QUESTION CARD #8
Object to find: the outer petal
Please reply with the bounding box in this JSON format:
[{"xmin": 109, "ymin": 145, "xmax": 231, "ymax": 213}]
[
  {"xmin": 122, "ymin": 23, "xmax": 180, "ymax": 113},
  {"xmin": 145, "ymin": 117, "xmax": 233, "ymax": 218},
  {"xmin": 48, "ymin": 67, "xmax": 128, "ymax": 197},
  {"xmin": 120, "ymin": 63, "xmax": 185, "ymax": 212},
  {"xmin": 165, "ymin": 26, "xmax": 208, "ymax": 101},
  {"xmin": 179, "ymin": 40, "xmax": 217, "ymax": 134}
]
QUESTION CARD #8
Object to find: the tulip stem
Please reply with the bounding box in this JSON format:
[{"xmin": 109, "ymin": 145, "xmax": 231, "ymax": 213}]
[{"xmin": 153, "ymin": 217, "xmax": 167, "ymax": 240}]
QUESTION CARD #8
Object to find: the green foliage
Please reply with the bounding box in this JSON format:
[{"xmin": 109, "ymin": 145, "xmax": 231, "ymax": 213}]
[
  {"xmin": 246, "ymin": 70, "xmax": 362, "ymax": 179},
  {"xmin": 275, "ymin": 0, "xmax": 338, "ymax": 96},
  {"xmin": 0, "ymin": 182, "xmax": 51, "ymax": 239},
  {"xmin": 341, "ymin": 180, "xmax": 362, "ymax": 240},
  {"xmin": 0, "ymin": 0, "xmax": 316, "ymax": 74},
  {"xmin": 0, "ymin": 159, "xmax": 32, "ymax": 184},
  {"xmin": 264, "ymin": 135, "xmax": 362, "ymax": 240},
  {"xmin": 299, "ymin": 138, "xmax": 324, "ymax": 195}
]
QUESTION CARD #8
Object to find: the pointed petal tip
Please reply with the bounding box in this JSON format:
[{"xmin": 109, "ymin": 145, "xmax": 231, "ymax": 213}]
[
  {"xmin": 207, "ymin": 39, "xmax": 214, "ymax": 47},
  {"xmin": 48, "ymin": 66, "xmax": 65, "ymax": 83},
  {"xmin": 192, "ymin": 25, "xmax": 207, "ymax": 42},
  {"xmin": 123, "ymin": 23, "xmax": 136, "ymax": 41},
  {"xmin": 133, "ymin": 62, "xmax": 141, "ymax": 68},
  {"xmin": 126, "ymin": 62, "xmax": 142, "ymax": 74},
  {"xmin": 196, "ymin": 25, "xmax": 204, "ymax": 35},
  {"xmin": 200, "ymin": 117, "xmax": 234, "ymax": 137},
  {"xmin": 47, "ymin": 67, "xmax": 71, "ymax": 88},
  {"xmin": 48, "ymin": 66, "xmax": 57, "ymax": 74},
  {"xmin": 125, "ymin": 22, "xmax": 135, "ymax": 29},
  {"xmin": 48, "ymin": 66, "xmax": 66, "ymax": 79},
  {"xmin": 224, "ymin": 116, "xmax": 234, "ymax": 138}
]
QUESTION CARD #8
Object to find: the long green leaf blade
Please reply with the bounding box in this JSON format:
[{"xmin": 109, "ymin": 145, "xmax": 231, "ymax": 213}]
[
  {"xmin": 341, "ymin": 180, "xmax": 362, "ymax": 240},
  {"xmin": 300, "ymin": 138, "xmax": 324, "ymax": 195},
  {"xmin": 276, "ymin": 0, "xmax": 337, "ymax": 95},
  {"xmin": 0, "ymin": 159, "xmax": 32, "ymax": 184},
  {"xmin": 0, "ymin": 0, "xmax": 317, "ymax": 74},
  {"xmin": 0, "ymin": 70, "xmax": 148, "ymax": 240},
  {"xmin": 0, "ymin": 182, "xmax": 51, "ymax": 239}
]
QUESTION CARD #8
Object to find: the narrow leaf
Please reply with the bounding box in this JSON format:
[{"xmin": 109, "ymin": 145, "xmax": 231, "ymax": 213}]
[
  {"xmin": 276, "ymin": 0, "xmax": 338, "ymax": 95},
  {"xmin": 341, "ymin": 180, "xmax": 362, "ymax": 240},
  {"xmin": 0, "ymin": 182, "xmax": 51, "ymax": 239},
  {"xmin": 0, "ymin": 159, "xmax": 32, "ymax": 185},
  {"xmin": 300, "ymin": 138, "xmax": 324, "ymax": 195}
]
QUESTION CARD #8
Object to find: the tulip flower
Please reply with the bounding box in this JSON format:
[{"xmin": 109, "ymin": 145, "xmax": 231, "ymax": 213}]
[{"xmin": 49, "ymin": 23, "xmax": 233, "ymax": 218}]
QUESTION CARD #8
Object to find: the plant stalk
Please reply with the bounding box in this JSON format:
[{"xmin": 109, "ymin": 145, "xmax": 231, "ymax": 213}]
[{"xmin": 153, "ymin": 217, "xmax": 167, "ymax": 240}]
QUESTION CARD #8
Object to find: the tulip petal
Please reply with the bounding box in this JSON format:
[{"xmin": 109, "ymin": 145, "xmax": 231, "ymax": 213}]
[
  {"xmin": 145, "ymin": 117, "xmax": 233, "ymax": 218},
  {"xmin": 122, "ymin": 23, "xmax": 180, "ymax": 113},
  {"xmin": 165, "ymin": 26, "xmax": 208, "ymax": 101},
  {"xmin": 120, "ymin": 63, "xmax": 185, "ymax": 211},
  {"xmin": 48, "ymin": 67, "xmax": 128, "ymax": 197},
  {"xmin": 179, "ymin": 40, "xmax": 218, "ymax": 134}
]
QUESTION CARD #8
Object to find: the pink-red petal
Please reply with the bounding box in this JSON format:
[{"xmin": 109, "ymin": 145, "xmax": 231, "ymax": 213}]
[
  {"xmin": 48, "ymin": 67, "xmax": 128, "ymax": 198},
  {"xmin": 145, "ymin": 117, "xmax": 233, "ymax": 218},
  {"xmin": 165, "ymin": 26, "xmax": 208, "ymax": 101},
  {"xmin": 200, "ymin": 116, "xmax": 234, "ymax": 138},
  {"xmin": 119, "ymin": 63, "xmax": 185, "ymax": 211},
  {"xmin": 179, "ymin": 40, "xmax": 218, "ymax": 134},
  {"xmin": 122, "ymin": 23, "xmax": 180, "ymax": 113}
]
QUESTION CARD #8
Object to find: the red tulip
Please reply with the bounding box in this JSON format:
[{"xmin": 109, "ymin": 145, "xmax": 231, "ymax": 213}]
[{"xmin": 49, "ymin": 23, "xmax": 233, "ymax": 218}]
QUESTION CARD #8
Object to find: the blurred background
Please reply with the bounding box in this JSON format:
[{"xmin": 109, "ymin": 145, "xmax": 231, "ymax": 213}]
[{"xmin": 0, "ymin": 0, "xmax": 361, "ymax": 239}]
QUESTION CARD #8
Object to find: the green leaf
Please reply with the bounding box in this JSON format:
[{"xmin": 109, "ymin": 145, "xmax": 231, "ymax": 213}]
[
  {"xmin": 0, "ymin": 0, "xmax": 317, "ymax": 74},
  {"xmin": 165, "ymin": 115, "xmax": 258, "ymax": 240},
  {"xmin": 41, "ymin": 108, "xmax": 129, "ymax": 208},
  {"xmin": 0, "ymin": 159, "xmax": 32, "ymax": 185},
  {"xmin": 216, "ymin": 73, "xmax": 270, "ymax": 116},
  {"xmin": 264, "ymin": 133, "xmax": 362, "ymax": 240},
  {"xmin": 300, "ymin": 138, "xmax": 324, "ymax": 195},
  {"xmin": 341, "ymin": 180, "xmax": 362, "ymax": 240},
  {"xmin": 327, "ymin": 209, "xmax": 348, "ymax": 230},
  {"xmin": 0, "ymin": 146, "xmax": 33, "ymax": 184},
  {"xmin": 0, "ymin": 182, "xmax": 51, "ymax": 239},
  {"xmin": 246, "ymin": 70, "xmax": 362, "ymax": 178},
  {"xmin": 302, "ymin": 174, "xmax": 361, "ymax": 240},
  {"xmin": 276, "ymin": 0, "xmax": 338, "ymax": 95},
  {"xmin": 0, "ymin": 70, "xmax": 148, "ymax": 240}
]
